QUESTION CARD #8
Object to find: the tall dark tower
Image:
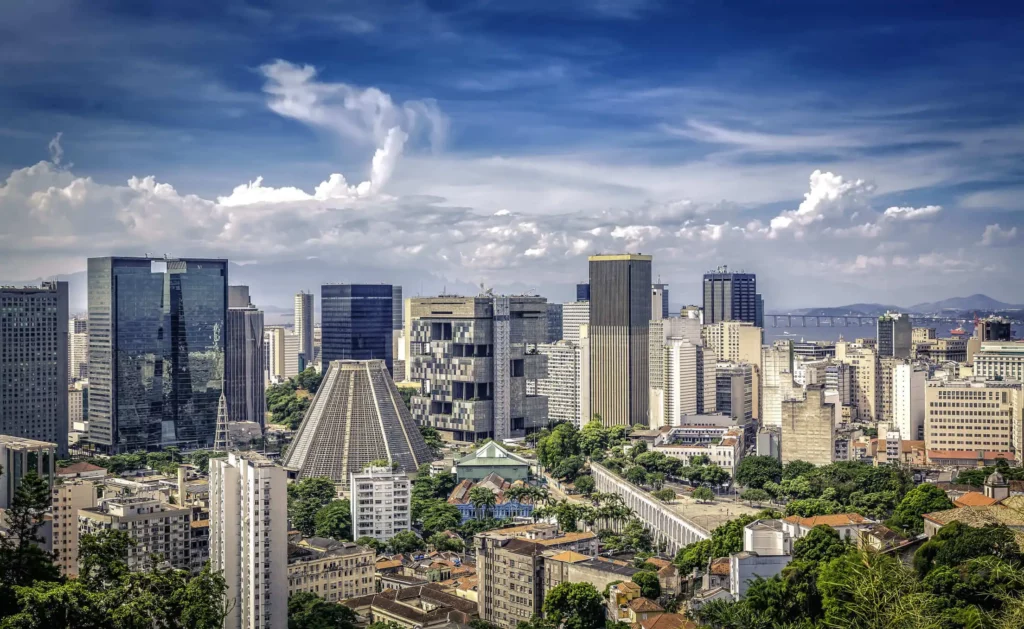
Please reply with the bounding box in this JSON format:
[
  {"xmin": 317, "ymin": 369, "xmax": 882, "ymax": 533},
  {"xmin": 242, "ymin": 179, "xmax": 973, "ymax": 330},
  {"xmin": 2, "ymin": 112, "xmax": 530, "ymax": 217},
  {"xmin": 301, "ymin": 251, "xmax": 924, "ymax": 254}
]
[
  {"xmin": 588, "ymin": 254, "xmax": 652, "ymax": 427},
  {"xmin": 321, "ymin": 284, "xmax": 394, "ymax": 374},
  {"xmin": 703, "ymin": 266, "xmax": 759, "ymax": 325}
]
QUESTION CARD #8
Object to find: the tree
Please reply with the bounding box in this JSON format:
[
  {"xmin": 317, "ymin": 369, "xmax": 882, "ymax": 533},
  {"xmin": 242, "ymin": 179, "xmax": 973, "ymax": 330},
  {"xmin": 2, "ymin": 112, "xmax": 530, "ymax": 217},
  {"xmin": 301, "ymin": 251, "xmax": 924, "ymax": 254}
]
[
  {"xmin": 543, "ymin": 582, "xmax": 605, "ymax": 629},
  {"xmin": 419, "ymin": 425, "xmax": 444, "ymax": 456},
  {"xmin": 735, "ymin": 456, "xmax": 783, "ymax": 489},
  {"xmin": 652, "ymin": 489, "xmax": 676, "ymax": 502},
  {"xmin": 817, "ymin": 549, "xmax": 921, "ymax": 629},
  {"xmin": 625, "ymin": 466, "xmax": 648, "ymax": 486},
  {"xmin": 469, "ymin": 486, "xmax": 498, "ymax": 518},
  {"xmin": 575, "ymin": 475, "xmax": 596, "ymax": 496},
  {"xmin": 782, "ymin": 460, "xmax": 816, "ymax": 481},
  {"xmin": 0, "ymin": 471, "xmax": 60, "ymax": 613},
  {"xmin": 955, "ymin": 469, "xmax": 987, "ymax": 487},
  {"xmin": 693, "ymin": 487, "xmax": 714, "ymax": 503},
  {"xmin": 886, "ymin": 483, "xmax": 954, "ymax": 535},
  {"xmin": 913, "ymin": 521, "xmax": 1022, "ymax": 577},
  {"xmin": 420, "ymin": 500, "xmax": 463, "ymax": 538},
  {"xmin": 740, "ymin": 489, "xmax": 770, "ymax": 507},
  {"xmin": 428, "ymin": 532, "xmax": 464, "ymax": 552},
  {"xmin": 387, "ymin": 531, "xmax": 425, "ymax": 554},
  {"xmin": 367, "ymin": 622, "xmax": 405, "ymax": 629},
  {"xmin": 295, "ymin": 368, "xmax": 325, "ymax": 394},
  {"xmin": 77, "ymin": 529, "xmax": 133, "ymax": 589},
  {"xmin": 698, "ymin": 465, "xmax": 730, "ymax": 488},
  {"xmin": 356, "ymin": 536, "xmax": 385, "ymax": 553},
  {"xmin": 289, "ymin": 477, "xmax": 337, "ymax": 537},
  {"xmin": 579, "ymin": 419, "xmax": 610, "ymax": 458},
  {"xmin": 313, "ymin": 500, "xmax": 351, "ymax": 541},
  {"xmin": 537, "ymin": 423, "xmax": 580, "ymax": 469},
  {"xmin": 792, "ymin": 525, "xmax": 851, "ymax": 564},
  {"xmin": 551, "ymin": 455, "xmax": 585, "ymax": 482},
  {"xmin": 631, "ymin": 571, "xmax": 661, "ymax": 600},
  {"xmin": 288, "ymin": 591, "xmax": 358, "ymax": 629},
  {"xmin": 785, "ymin": 499, "xmax": 843, "ymax": 518}
]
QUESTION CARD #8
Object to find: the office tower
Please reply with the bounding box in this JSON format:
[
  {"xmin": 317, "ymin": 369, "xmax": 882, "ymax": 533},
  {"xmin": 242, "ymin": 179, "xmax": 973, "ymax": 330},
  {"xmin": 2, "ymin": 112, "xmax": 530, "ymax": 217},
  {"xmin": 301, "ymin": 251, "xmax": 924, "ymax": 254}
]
[
  {"xmin": 226, "ymin": 305, "xmax": 265, "ymax": 425},
  {"xmin": 562, "ymin": 301, "xmax": 590, "ymax": 346},
  {"xmin": 284, "ymin": 332, "xmax": 301, "ymax": 377},
  {"xmin": 913, "ymin": 337, "xmax": 967, "ymax": 363},
  {"xmin": 893, "ymin": 363, "xmax": 926, "ymax": 441},
  {"xmin": 321, "ymin": 284, "xmax": 393, "ymax": 373},
  {"xmin": 0, "ymin": 435, "xmax": 55, "ymax": 508},
  {"xmin": 283, "ymin": 360, "xmax": 433, "ymax": 491},
  {"xmin": 409, "ymin": 296, "xmax": 549, "ymax": 441},
  {"xmin": 794, "ymin": 359, "xmax": 828, "ymax": 386},
  {"xmin": 294, "ymin": 291, "xmax": 314, "ymax": 367},
  {"xmin": 792, "ymin": 340, "xmax": 835, "ymax": 361},
  {"xmin": 87, "ymin": 257, "xmax": 227, "ymax": 453},
  {"xmin": 974, "ymin": 342, "xmax": 1024, "ymax": 380},
  {"xmin": 589, "ymin": 254, "xmax": 652, "ymax": 427},
  {"xmin": 264, "ymin": 327, "xmax": 284, "ymax": 381},
  {"xmin": 228, "ymin": 285, "xmax": 251, "ymax": 309},
  {"xmin": 536, "ymin": 341, "xmax": 585, "ymax": 426},
  {"xmin": 652, "ymin": 283, "xmax": 670, "ymax": 319},
  {"xmin": 1, "ymin": 282, "xmax": 69, "ymax": 454},
  {"xmin": 835, "ymin": 341, "xmax": 879, "ymax": 421},
  {"xmin": 755, "ymin": 293, "xmax": 764, "ymax": 328},
  {"xmin": 681, "ymin": 305, "xmax": 702, "ymax": 321},
  {"xmin": 702, "ymin": 266, "xmax": 758, "ymax": 325},
  {"xmin": 925, "ymin": 380, "xmax": 1021, "ymax": 458},
  {"xmin": 761, "ymin": 341, "xmax": 796, "ymax": 429},
  {"xmin": 717, "ymin": 362, "xmax": 754, "ymax": 424},
  {"xmin": 391, "ymin": 286, "xmax": 403, "ymax": 330},
  {"xmin": 702, "ymin": 320, "xmax": 762, "ymax": 365},
  {"xmin": 780, "ymin": 384, "xmax": 835, "ymax": 466},
  {"xmin": 976, "ymin": 316, "xmax": 1012, "ymax": 342},
  {"xmin": 349, "ymin": 466, "xmax": 412, "ymax": 542},
  {"xmin": 576, "ymin": 282, "xmax": 590, "ymax": 301},
  {"xmin": 286, "ymin": 539, "xmax": 375, "ymax": 602},
  {"xmin": 68, "ymin": 317, "xmax": 88, "ymax": 382},
  {"xmin": 878, "ymin": 357, "xmax": 902, "ymax": 423},
  {"xmin": 545, "ymin": 303, "xmax": 563, "ymax": 342},
  {"xmin": 78, "ymin": 497, "xmax": 192, "ymax": 571},
  {"xmin": 877, "ymin": 312, "xmax": 912, "ymax": 359},
  {"xmin": 649, "ymin": 318, "xmax": 714, "ymax": 426},
  {"xmin": 52, "ymin": 479, "xmax": 98, "ymax": 577},
  {"xmin": 210, "ymin": 451, "xmax": 288, "ymax": 629}
]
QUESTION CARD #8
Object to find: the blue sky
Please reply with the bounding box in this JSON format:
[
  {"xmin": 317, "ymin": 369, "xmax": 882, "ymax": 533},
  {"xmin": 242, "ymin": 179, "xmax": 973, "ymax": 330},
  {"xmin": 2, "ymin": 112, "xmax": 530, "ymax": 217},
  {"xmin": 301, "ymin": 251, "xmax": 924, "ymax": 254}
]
[{"xmin": 2, "ymin": 0, "xmax": 1023, "ymax": 308}]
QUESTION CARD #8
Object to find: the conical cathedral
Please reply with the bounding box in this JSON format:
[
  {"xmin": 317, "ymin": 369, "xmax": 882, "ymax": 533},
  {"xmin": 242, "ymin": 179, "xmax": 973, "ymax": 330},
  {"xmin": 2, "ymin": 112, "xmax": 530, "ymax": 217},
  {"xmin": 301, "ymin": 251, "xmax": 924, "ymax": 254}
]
[{"xmin": 282, "ymin": 360, "xmax": 435, "ymax": 490}]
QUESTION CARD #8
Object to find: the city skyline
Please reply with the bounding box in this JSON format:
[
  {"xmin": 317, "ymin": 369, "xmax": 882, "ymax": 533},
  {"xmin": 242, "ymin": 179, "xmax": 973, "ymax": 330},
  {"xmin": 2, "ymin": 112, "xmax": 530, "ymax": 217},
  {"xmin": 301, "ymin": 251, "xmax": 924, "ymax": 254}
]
[{"xmin": 1, "ymin": 3, "xmax": 1023, "ymax": 308}]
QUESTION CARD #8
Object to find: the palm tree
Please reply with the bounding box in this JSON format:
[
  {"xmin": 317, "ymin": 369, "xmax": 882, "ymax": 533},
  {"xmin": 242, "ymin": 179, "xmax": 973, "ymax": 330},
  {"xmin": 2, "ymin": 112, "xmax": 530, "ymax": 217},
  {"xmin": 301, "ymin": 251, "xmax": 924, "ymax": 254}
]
[
  {"xmin": 469, "ymin": 486, "xmax": 497, "ymax": 519},
  {"xmin": 504, "ymin": 485, "xmax": 531, "ymax": 505},
  {"xmin": 530, "ymin": 486, "xmax": 550, "ymax": 506}
]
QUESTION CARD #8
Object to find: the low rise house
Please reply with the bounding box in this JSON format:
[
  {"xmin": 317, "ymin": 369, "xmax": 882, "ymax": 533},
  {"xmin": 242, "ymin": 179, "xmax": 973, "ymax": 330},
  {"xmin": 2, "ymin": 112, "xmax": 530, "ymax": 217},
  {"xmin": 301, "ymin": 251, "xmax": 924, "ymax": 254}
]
[
  {"xmin": 288, "ymin": 537, "xmax": 375, "ymax": 602},
  {"xmin": 781, "ymin": 513, "xmax": 874, "ymax": 542},
  {"xmin": 456, "ymin": 442, "xmax": 531, "ymax": 482},
  {"xmin": 447, "ymin": 473, "xmax": 534, "ymax": 522},
  {"xmin": 342, "ymin": 583, "xmax": 479, "ymax": 629}
]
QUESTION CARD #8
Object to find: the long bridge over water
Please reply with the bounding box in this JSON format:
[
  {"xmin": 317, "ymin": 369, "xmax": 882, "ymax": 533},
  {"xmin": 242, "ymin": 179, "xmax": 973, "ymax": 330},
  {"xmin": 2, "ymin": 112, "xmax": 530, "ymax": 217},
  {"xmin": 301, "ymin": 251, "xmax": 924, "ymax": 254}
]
[{"xmin": 764, "ymin": 314, "xmax": 969, "ymax": 328}]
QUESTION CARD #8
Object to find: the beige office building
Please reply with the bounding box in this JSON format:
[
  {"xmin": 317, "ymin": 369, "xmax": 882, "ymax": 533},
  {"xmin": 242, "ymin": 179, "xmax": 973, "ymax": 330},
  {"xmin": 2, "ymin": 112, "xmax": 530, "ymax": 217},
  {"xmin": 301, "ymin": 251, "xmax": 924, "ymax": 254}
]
[
  {"xmin": 78, "ymin": 497, "xmax": 191, "ymax": 572},
  {"xmin": 924, "ymin": 379, "xmax": 1022, "ymax": 457},
  {"xmin": 836, "ymin": 341, "xmax": 879, "ymax": 421},
  {"xmin": 52, "ymin": 479, "xmax": 98, "ymax": 577},
  {"xmin": 588, "ymin": 254, "xmax": 652, "ymax": 427},
  {"xmin": 780, "ymin": 384, "xmax": 835, "ymax": 466},
  {"xmin": 761, "ymin": 341, "xmax": 795, "ymax": 429},
  {"xmin": 288, "ymin": 538, "xmax": 375, "ymax": 602},
  {"xmin": 974, "ymin": 342, "xmax": 1024, "ymax": 382}
]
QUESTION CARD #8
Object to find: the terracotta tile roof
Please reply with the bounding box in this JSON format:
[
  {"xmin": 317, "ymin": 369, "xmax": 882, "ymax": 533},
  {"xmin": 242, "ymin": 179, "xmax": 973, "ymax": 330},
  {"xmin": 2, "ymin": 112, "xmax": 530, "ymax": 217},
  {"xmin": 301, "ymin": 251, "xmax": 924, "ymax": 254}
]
[
  {"xmin": 376, "ymin": 559, "xmax": 403, "ymax": 570},
  {"xmin": 784, "ymin": 513, "xmax": 869, "ymax": 528},
  {"xmin": 954, "ymin": 492, "xmax": 1000, "ymax": 507},
  {"xmin": 634, "ymin": 614, "xmax": 697, "ymax": 629},
  {"xmin": 534, "ymin": 531, "xmax": 598, "ymax": 546},
  {"xmin": 628, "ymin": 597, "xmax": 664, "ymax": 613},
  {"xmin": 548, "ymin": 550, "xmax": 590, "ymax": 563},
  {"xmin": 56, "ymin": 462, "xmax": 105, "ymax": 475},
  {"xmin": 644, "ymin": 558, "xmax": 671, "ymax": 569},
  {"xmin": 709, "ymin": 557, "xmax": 730, "ymax": 576},
  {"xmin": 927, "ymin": 450, "xmax": 1016, "ymax": 462},
  {"xmin": 901, "ymin": 440, "xmax": 925, "ymax": 453}
]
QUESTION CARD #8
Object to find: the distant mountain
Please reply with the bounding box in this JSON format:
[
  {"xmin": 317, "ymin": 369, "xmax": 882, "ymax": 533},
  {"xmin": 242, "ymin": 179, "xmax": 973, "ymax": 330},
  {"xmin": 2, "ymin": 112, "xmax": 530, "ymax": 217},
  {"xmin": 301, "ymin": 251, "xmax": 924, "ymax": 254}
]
[{"xmin": 908, "ymin": 294, "xmax": 1023, "ymax": 313}]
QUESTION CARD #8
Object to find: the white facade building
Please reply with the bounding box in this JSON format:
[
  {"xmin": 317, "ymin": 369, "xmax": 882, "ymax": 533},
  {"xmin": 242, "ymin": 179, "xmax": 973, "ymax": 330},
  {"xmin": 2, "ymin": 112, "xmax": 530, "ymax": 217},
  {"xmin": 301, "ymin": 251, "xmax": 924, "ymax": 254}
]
[
  {"xmin": 561, "ymin": 301, "xmax": 590, "ymax": 346},
  {"xmin": 78, "ymin": 497, "xmax": 191, "ymax": 572},
  {"xmin": 893, "ymin": 363, "xmax": 927, "ymax": 441},
  {"xmin": 537, "ymin": 341, "xmax": 586, "ymax": 426},
  {"xmin": 68, "ymin": 317, "xmax": 88, "ymax": 382},
  {"xmin": 650, "ymin": 318, "xmax": 715, "ymax": 427},
  {"xmin": 761, "ymin": 341, "xmax": 796, "ymax": 429},
  {"xmin": 974, "ymin": 342, "xmax": 1024, "ymax": 381},
  {"xmin": 210, "ymin": 452, "xmax": 289, "ymax": 629},
  {"xmin": 349, "ymin": 467, "xmax": 412, "ymax": 542}
]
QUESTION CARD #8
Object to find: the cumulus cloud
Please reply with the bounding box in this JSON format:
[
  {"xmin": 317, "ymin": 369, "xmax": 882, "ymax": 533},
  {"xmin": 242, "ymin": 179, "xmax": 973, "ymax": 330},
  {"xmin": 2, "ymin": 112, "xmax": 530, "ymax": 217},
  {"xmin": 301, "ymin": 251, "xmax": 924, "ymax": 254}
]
[
  {"xmin": 980, "ymin": 223, "xmax": 1019, "ymax": 246},
  {"xmin": 883, "ymin": 205, "xmax": 942, "ymax": 220},
  {"xmin": 767, "ymin": 170, "xmax": 874, "ymax": 238}
]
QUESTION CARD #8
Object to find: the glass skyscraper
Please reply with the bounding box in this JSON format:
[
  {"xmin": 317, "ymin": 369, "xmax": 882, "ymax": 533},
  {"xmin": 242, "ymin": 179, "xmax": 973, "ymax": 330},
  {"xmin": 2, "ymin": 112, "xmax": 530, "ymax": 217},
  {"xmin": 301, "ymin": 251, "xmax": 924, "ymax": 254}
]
[
  {"xmin": 87, "ymin": 257, "xmax": 227, "ymax": 453},
  {"xmin": 702, "ymin": 266, "xmax": 761, "ymax": 326},
  {"xmin": 321, "ymin": 284, "xmax": 393, "ymax": 373}
]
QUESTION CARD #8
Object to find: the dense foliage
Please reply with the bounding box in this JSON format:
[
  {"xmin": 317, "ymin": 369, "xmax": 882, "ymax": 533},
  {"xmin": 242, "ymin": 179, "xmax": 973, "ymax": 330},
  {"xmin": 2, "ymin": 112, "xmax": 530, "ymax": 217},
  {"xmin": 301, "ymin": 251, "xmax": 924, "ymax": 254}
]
[
  {"xmin": 542, "ymin": 582, "xmax": 606, "ymax": 629},
  {"xmin": 267, "ymin": 368, "xmax": 324, "ymax": 429},
  {"xmin": 288, "ymin": 591, "xmax": 359, "ymax": 629},
  {"xmin": 288, "ymin": 476, "xmax": 342, "ymax": 538},
  {"xmin": 674, "ymin": 510, "xmax": 781, "ymax": 573},
  {"xmin": 535, "ymin": 420, "xmax": 630, "ymax": 481}
]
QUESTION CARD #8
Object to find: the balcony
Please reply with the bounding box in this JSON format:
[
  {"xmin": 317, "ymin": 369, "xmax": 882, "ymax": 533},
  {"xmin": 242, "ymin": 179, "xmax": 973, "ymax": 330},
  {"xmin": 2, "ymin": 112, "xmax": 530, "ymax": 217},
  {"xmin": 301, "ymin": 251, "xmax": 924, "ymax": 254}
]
[{"xmin": 450, "ymin": 356, "xmax": 494, "ymax": 382}]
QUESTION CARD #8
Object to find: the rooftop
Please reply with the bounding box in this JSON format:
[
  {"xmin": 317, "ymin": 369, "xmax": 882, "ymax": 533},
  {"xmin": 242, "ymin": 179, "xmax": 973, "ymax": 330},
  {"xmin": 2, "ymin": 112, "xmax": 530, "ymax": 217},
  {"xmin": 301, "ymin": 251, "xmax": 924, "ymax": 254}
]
[
  {"xmin": 628, "ymin": 598, "xmax": 664, "ymax": 613},
  {"xmin": 0, "ymin": 435, "xmax": 55, "ymax": 448},
  {"xmin": 56, "ymin": 462, "xmax": 106, "ymax": 475},
  {"xmin": 928, "ymin": 450, "xmax": 1016, "ymax": 462},
  {"xmin": 954, "ymin": 492, "xmax": 1000, "ymax": 508},
  {"xmin": 633, "ymin": 613, "xmax": 697, "ymax": 629},
  {"xmin": 784, "ymin": 513, "xmax": 870, "ymax": 528}
]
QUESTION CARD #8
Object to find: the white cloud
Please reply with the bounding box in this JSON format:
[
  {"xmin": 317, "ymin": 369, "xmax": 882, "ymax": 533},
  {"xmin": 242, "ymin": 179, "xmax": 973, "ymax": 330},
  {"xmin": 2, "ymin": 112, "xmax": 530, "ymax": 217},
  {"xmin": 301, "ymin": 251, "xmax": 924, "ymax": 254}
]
[
  {"xmin": 883, "ymin": 205, "xmax": 942, "ymax": 221},
  {"xmin": 48, "ymin": 132, "xmax": 64, "ymax": 166},
  {"xmin": 765, "ymin": 170, "xmax": 874, "ymax": 238},
  {"xmin": 980, "ymin": 223, "xmax": 1019, "ymax": 246}
]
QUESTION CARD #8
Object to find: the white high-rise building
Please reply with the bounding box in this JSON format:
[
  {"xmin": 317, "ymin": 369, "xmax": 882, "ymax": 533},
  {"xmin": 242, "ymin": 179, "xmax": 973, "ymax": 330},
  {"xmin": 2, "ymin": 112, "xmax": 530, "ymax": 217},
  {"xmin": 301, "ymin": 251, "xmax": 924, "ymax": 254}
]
[
  {"xmin": 68, "ymin": 317, "xmax": 88, "ymax": 382},
  {"xmin": 650, "ymin": 318, "xmax": 715, "ymax": 427},
  {"xmin": 210, "ymin": 451, "xmax": 288, "ymax": 629},
  {"xmin": 349, "ymin": 467, "xmax": 412, "ymax": 542},
  {"xmin": 761, "ymin": 341, "xmax": 796, "ymax": 429},
  {"xmin": 295, "ymin": 291, "xmax": 314, "ymax": 368},
  {"xmin": 561, "ymin": 301, "xmax": 590, "ymax": 346},
  {"xmin": 537, "ymin": 341, "xmax": 585, "ymax": 426},
  {"xmin": 893, "ymin": 363, "xmax": 927, "ymax": 441}
]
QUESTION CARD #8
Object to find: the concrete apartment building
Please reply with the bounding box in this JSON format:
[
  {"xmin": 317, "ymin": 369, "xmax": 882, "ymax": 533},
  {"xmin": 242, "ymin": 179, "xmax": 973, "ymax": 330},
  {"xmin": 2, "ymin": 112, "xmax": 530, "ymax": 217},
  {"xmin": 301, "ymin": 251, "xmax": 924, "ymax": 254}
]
[
  {"xmin": 780, "ymin": 384, "xmax": 835, "ymax": 466},
  {"xmin": 836, "ymin": 340, "xmax": 879, "ymax": 422},
  {"xmin": 924, "ymin": 379, "xmax": 1022, "ymax": 460},
  {"xmin": 78, "ymin": 497, "xmax": 191, "ymax": 572},
  {"xmin": 877, "ymin": 312, "xmax": 912, "ymax": 359},
  {"xmin": 0, "ymin": 282, "xmax": 69, "ymax": 454},
  {"xmin": 878, "ymin": 357, "xmax": 903, "ymax": 423},
  {"xmin": 649, "ymin": 318, "xmax": 716, "ymax": 427},
  {"xmin": 52, "ymin": 479, "xmax": 98, "ymax": 577},
  {"xmin": 536, "ymin": 341, "xmax": 588, "ymax": 427},
  {"xmin": 288, "ymin": 537, "xmax": 376, "ymax": 603},
  {"xmin": 350, "ymin": 467, "xmax": 412, "ymax": 542},
  {"xmin": 589, "ymin": 254, "xmax": 652, "ymax": 427},
  {"xmin": 893, "ymin": 363, "xmax": 927, "ymax": 441},
  {"xmin": 295, "ymin": 291, "xmax": 314, "ymax": 367},
  {"xmin": 974, "ymin": 342, "xmax": 1024, "ymax": 381},
  {"xmin": 702, "ymin": 320, "xmax": 762, "ymax": 366},
  {"xmin": 976, "ymin": 316, "xmax": 1013, "ymax": 342},
  {"xmin": 408, "ymin": 295, "xmax": 548, "ymax": 442},
  {"xmin": 210, "ymin": 451, "xmax": 289, "ymax": 629},
  {"xmin": 915, "ymin": 338, "xmax": 968, "ymax": 363},
  {"xmin": 68, "ymin": 316, "xmax": 88, "ymax": 382},
  {"xmin": 561, "ymin": 300, "xmax": 590, "ymax": 346}
]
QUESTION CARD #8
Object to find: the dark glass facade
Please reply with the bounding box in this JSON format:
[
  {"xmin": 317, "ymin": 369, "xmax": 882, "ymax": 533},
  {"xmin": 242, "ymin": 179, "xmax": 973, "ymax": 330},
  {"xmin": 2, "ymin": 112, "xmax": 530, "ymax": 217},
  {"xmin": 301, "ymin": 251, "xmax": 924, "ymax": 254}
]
[
  {"xmin": 702, "ymin": 269, "xmax": 758, "ymax": 325},
  {"xmin": 87, "ymin": 257, "xmax": 227, "ymax": 453},
  {"xmin": 576, "ymin": 283, "xmax": 590, "ymax": 301},
  {"xmin": 321, "ymin": 284, "xmax": 393, "ymax": 373}
]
